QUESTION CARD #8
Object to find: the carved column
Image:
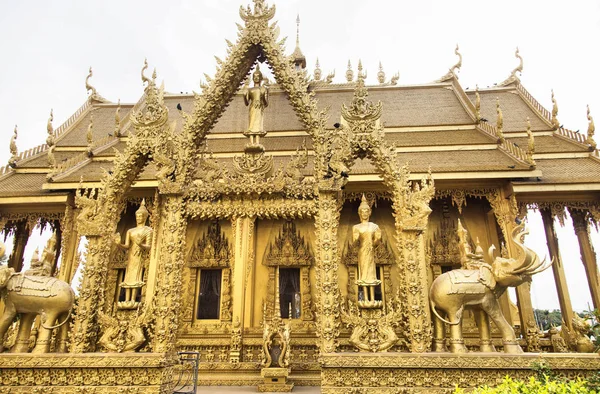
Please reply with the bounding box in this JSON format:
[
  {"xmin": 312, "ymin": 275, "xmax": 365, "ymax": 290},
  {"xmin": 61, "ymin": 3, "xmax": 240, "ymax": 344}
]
[
  {"xmin": 150, "ymin": 194, "xmax": 187, "ymax": 353},
  {"xmin": 231, "ymin": 216, "xmax": 255, "ymax": 329},
  {"xmin": 487, "ymin": 190, "xmax": 537, "ymax": 342},
  {"xmin": 57, "ymin": 204, "xmax": 80, "ymax": 283},
  {"xmin": 396, "ymin": 228, "xmax": 432, "ymax": 352},
  {"xmin": 314, "ymin": 189, "xmax": 342, "ymax": 353},
  {"xmin": 8, "ymin": 220, "xmax": 30, "ymax": 272},
  {"xmin": 570, "ymin": 209, "xmax": 600, "ymax": 310},
  {"xmin": 540, "ymin": 209, "xmax": 574, "ymax": 329},
  {"xmin": 70, "ymin": 235, "xmax": 112, "ymax": 352}
]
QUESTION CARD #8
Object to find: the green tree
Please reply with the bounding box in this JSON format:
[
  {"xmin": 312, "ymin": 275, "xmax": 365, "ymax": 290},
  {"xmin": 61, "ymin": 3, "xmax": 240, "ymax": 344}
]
[{"xmin": 533, "ymin": 309, "xmax": 562, "ymax": 331}]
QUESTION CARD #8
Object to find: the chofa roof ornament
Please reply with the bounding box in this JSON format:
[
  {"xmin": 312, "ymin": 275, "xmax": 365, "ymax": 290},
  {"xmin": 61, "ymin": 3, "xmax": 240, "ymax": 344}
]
[{"xmin": 499, "ymin": 47, "xmax": 523, "ymax": 86}]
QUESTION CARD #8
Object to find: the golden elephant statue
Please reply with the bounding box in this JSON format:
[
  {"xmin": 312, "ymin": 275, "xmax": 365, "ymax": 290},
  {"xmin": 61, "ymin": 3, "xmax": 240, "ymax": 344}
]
[
  {"xmin": 0, "ymin": 266, "xmax": 75, "ymax": 353},
  {"xmin": 430, "ymin": 222, "xmax": 552, "ymax": 354}
]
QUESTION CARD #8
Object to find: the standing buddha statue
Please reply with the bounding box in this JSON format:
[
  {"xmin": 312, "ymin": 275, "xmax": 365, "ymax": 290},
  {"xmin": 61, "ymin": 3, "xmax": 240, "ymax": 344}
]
[{"xmin": 114, "ymin": 200, "xmax": 153, "ymax": 309}]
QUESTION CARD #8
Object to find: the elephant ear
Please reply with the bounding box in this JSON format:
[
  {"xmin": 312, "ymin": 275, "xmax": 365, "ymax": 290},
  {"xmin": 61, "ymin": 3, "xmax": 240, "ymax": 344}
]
[
  {"xmin": 0, "ymin": 267, "xmax": 15, "ymax": 288},
  {"xmin": 478, "ymin": 265, "xmax": 496, "ymax": 290}
]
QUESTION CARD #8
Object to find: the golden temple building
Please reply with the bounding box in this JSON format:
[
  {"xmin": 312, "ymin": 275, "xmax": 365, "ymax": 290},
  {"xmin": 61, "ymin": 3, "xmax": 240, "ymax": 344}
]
[{"xmin": 0, "ymin": 0, "xmax": 599, "ymax": 392}]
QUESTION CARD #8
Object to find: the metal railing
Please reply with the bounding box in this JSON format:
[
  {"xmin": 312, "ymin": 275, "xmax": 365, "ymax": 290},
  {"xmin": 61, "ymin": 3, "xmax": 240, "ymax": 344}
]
[{"xmin": 172, "ymin": 351, "xmax": 200, "ymax": 394}]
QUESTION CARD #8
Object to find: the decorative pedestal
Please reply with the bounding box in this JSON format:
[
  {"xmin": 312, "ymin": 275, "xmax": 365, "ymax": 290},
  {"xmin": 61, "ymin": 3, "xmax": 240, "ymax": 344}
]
[
  {"xmin": 320, "ymin": 352, "xmax": 600, "ymax": 393},
  {"xmin": 258, "ymin": 367, "xmax": 294, "ymax": 392},
  {"xmin": 0, "ymin": 352, "xmax": 177, "ymax": 393}
]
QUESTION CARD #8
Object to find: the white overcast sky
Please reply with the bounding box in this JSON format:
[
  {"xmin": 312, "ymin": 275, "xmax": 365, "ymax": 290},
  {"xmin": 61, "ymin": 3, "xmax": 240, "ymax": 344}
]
[{"xmin": 0, "ymin": 0, "xmax": 599, "ymax": 313}]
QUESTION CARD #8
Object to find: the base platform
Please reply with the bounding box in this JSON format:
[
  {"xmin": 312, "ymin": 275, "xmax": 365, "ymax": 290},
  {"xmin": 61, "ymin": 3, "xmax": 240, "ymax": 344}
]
[
  {"xmin": 320, "ymin": 352, "xmax": 600, "ymax": 393},
  {"xmin": 0, "ymin": 352, "xmax": 177, "ymax": 393}
]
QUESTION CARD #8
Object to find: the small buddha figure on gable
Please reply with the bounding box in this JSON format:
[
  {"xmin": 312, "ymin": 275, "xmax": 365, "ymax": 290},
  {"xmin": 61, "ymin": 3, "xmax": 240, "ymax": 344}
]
[
  {"xmin": 243, "ymin": 64, "xmax": 269, "ymax": 145},
  {"xmin": 113, "ymin": 199, "xmax": 153, "ymax": 309}
]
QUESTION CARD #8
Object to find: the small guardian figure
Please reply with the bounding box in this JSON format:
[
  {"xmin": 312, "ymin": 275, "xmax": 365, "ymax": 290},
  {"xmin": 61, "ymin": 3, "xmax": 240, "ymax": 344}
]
[
  {"xmin": 114, "ymin": 200, "xmax": 153, "ymax": 309},
  {"xmin": 353, "ymin": 195, "xmax": 382, "ymax": 308},
  {"xmin": 244, "ymin": 64, "xmax": 269, "ymax": 145}
]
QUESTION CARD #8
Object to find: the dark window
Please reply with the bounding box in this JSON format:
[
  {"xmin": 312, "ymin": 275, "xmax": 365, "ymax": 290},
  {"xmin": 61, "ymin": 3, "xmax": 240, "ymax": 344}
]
[
  {"xmin": 279, "ymin": 268, "xmax": 301, "ymax": 319},
  {"xmin": 197, "ymin": 269, "xmax": 222, "ymax": 320},
  {"xmin": 374, "ymin": 267, "xmax": 383, "ymax": 302}
]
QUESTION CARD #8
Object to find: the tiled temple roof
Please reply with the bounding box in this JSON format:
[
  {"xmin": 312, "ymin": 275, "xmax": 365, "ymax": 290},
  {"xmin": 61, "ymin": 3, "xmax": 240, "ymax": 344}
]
[{"xmin": 1, "ymin": 77, "xmax": 597, "ymax": 197}]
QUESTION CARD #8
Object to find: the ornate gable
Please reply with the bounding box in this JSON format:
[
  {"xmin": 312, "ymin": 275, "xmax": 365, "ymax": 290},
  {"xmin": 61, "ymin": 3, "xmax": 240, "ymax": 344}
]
[{"xmin": 264, "ymin": 221, "xmax": 313, "ymax": 266}]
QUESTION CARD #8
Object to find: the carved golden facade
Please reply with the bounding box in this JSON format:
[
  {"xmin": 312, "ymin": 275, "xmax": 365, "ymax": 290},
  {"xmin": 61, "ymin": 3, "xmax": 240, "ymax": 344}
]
[{"xmin": 1, "ymin": 0, "xmax": 600, "ymax": 392}]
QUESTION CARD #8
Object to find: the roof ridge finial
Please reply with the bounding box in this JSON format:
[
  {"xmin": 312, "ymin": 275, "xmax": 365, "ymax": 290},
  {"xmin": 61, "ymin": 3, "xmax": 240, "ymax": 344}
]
[
  {"xmin": 499, "ymin": 47, "xmax": 523, "ymax": 86},
  {"xmin": 8, "ymin": 125, "xmax": 18, "ymax": 167},
  {"xmin": 475, "ymin": 85, "xmax": 481, "ymax": 122},
  {"xmin": 313, "ymin": 58, "xmax": 322, "ymax": 81},
  {"xmin": 86, "ymin": 112, "xmax": 94, "ymax": 157},
  {"xmin": 496, "ymin": 98, "xmax": 505, "ymax": 143},
  {"xmin": 451, "ymin": 44, "xmax": 462, "ymax": 74},
  {"xmin": 346, "ymin": 60, "xmax": 354, "ymax": 82},
  {"xmin": 141, "ymin": 58, "xmax": 151, "ymax": 88},
  {"xmin": 377, "ymin": 61, "xmax": 385, "ymax": 85},
  {"xmin": 587, "ymin": 105, "xmax": 597, "ymax": 150},
  {"xmin": 551, "ymin": 89, "xmax": 560, "ymax": 130},
  {"xmin": 511, "ymin": 47, "xmax": 523, "ymax": 78},
  {"xmin": 46, "ymin": 109, "xmax": 55, "ymax": 147},
  {"xmin": 86, "ymin": 66, "xmax": 97, "ymax": 97},
  {"xmin": 114, "ymin": 99, "xmax": 122, "ymax": 137},
  {"xmin": 526, "ymin": 117, "xmax": 536, "ymax": 167}
]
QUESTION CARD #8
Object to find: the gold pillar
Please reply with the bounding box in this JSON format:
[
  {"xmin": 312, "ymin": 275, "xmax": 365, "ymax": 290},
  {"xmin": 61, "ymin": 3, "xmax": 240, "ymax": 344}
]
[
  {"xmin": 540, "ymin": 209, "xmax": 574, "ymax": 329},
  {"xmin": 570, "ymin": 209, "xmax": 600, "ymax": 310},
  {"xmin": 8, "ymin": 221, "xmax": 29, "ymax": 272},
  {"xmin": 397, "ymin": 227, "xmax": 432, "ymax": 352},
  {"xmin": 57, "ymin": 205, "xmax": 80, "ymax": 283},
  {"xmin": 150, "ymin": 194, "xmax": 187, "ymax": 353},
  {"xmin": 70, "ymin": 235, "xmax": 112, "ymax": 352},
  {"xmin": 314, "ymin": 189, "xmax": 342, "ymax": 353},
  {"xmin": 231, "ymin": 216, "xmax": 255, "ymax": 329}
]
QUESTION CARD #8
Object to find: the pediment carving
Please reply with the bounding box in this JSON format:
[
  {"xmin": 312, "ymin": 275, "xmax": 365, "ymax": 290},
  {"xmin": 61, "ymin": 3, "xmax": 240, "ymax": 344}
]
[
  {"xmin": 188, "ymin": 221, "xmax": 232, "ymax": 268},
  {"xmin": 264, "ymin": 221, "xmax": 313, "ymax": 267}
]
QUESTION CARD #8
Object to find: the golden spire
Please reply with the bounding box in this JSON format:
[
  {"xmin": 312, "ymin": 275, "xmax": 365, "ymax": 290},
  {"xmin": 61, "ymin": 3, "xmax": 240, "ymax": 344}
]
[
  {"xmin": 291, "ymin": 14, "xmax": 306, "ymax": 69},
  {"xmin": 475, "ymin": 85, "xmax": 481, "ymax": 122},
  {"xmin": 296, "ymin": 14, "xmax": 300, "ymax": 48},
  {"xmin": 346, "ymin": 60, "xmax": 354, "ymax": 82},
  {"xmin": 551, "ymin": 89, "xmax": 560, "ymax": 130},
  {"xmin": 357, "ymin": 59, "xmax": 366, "ymax": 80},
  {"xmin": 377, "ymin": 61, "xmax": 385, "ymax": 84},
  {"xmin": 8, "ymin": 125, "xmax": 18, "ymax": 167},
  {"xmin": 526, "ymin": 117, "xmax": 536, "ymax": 166},
  {"xmin": 114, "ymin": 99, "xmax": 122, "ymax": 137},
  {"xmin": 46, "ymin": 109, "xmax": 55, "ymax": 147},
  {"xmin": 313, "ymin": 58, "xmax": 322, "ymax": 81},
  {"xmin": 85, "ymin": 66, "xmax": 97, "ymax": 97},
  {"xmin": 587, "ymin": 105, "xmax": 597, "ymax": 150},
  {"xmin": 496, "ymin": 98, "xmax": 505, "ymax": 143},
  {"xmin": 141, "ymin": 58, "xmax": 151, "ymax": 88},
  {"xmin": 451, "ymin": 44, "xmax": 462, "ymax": 74}
]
